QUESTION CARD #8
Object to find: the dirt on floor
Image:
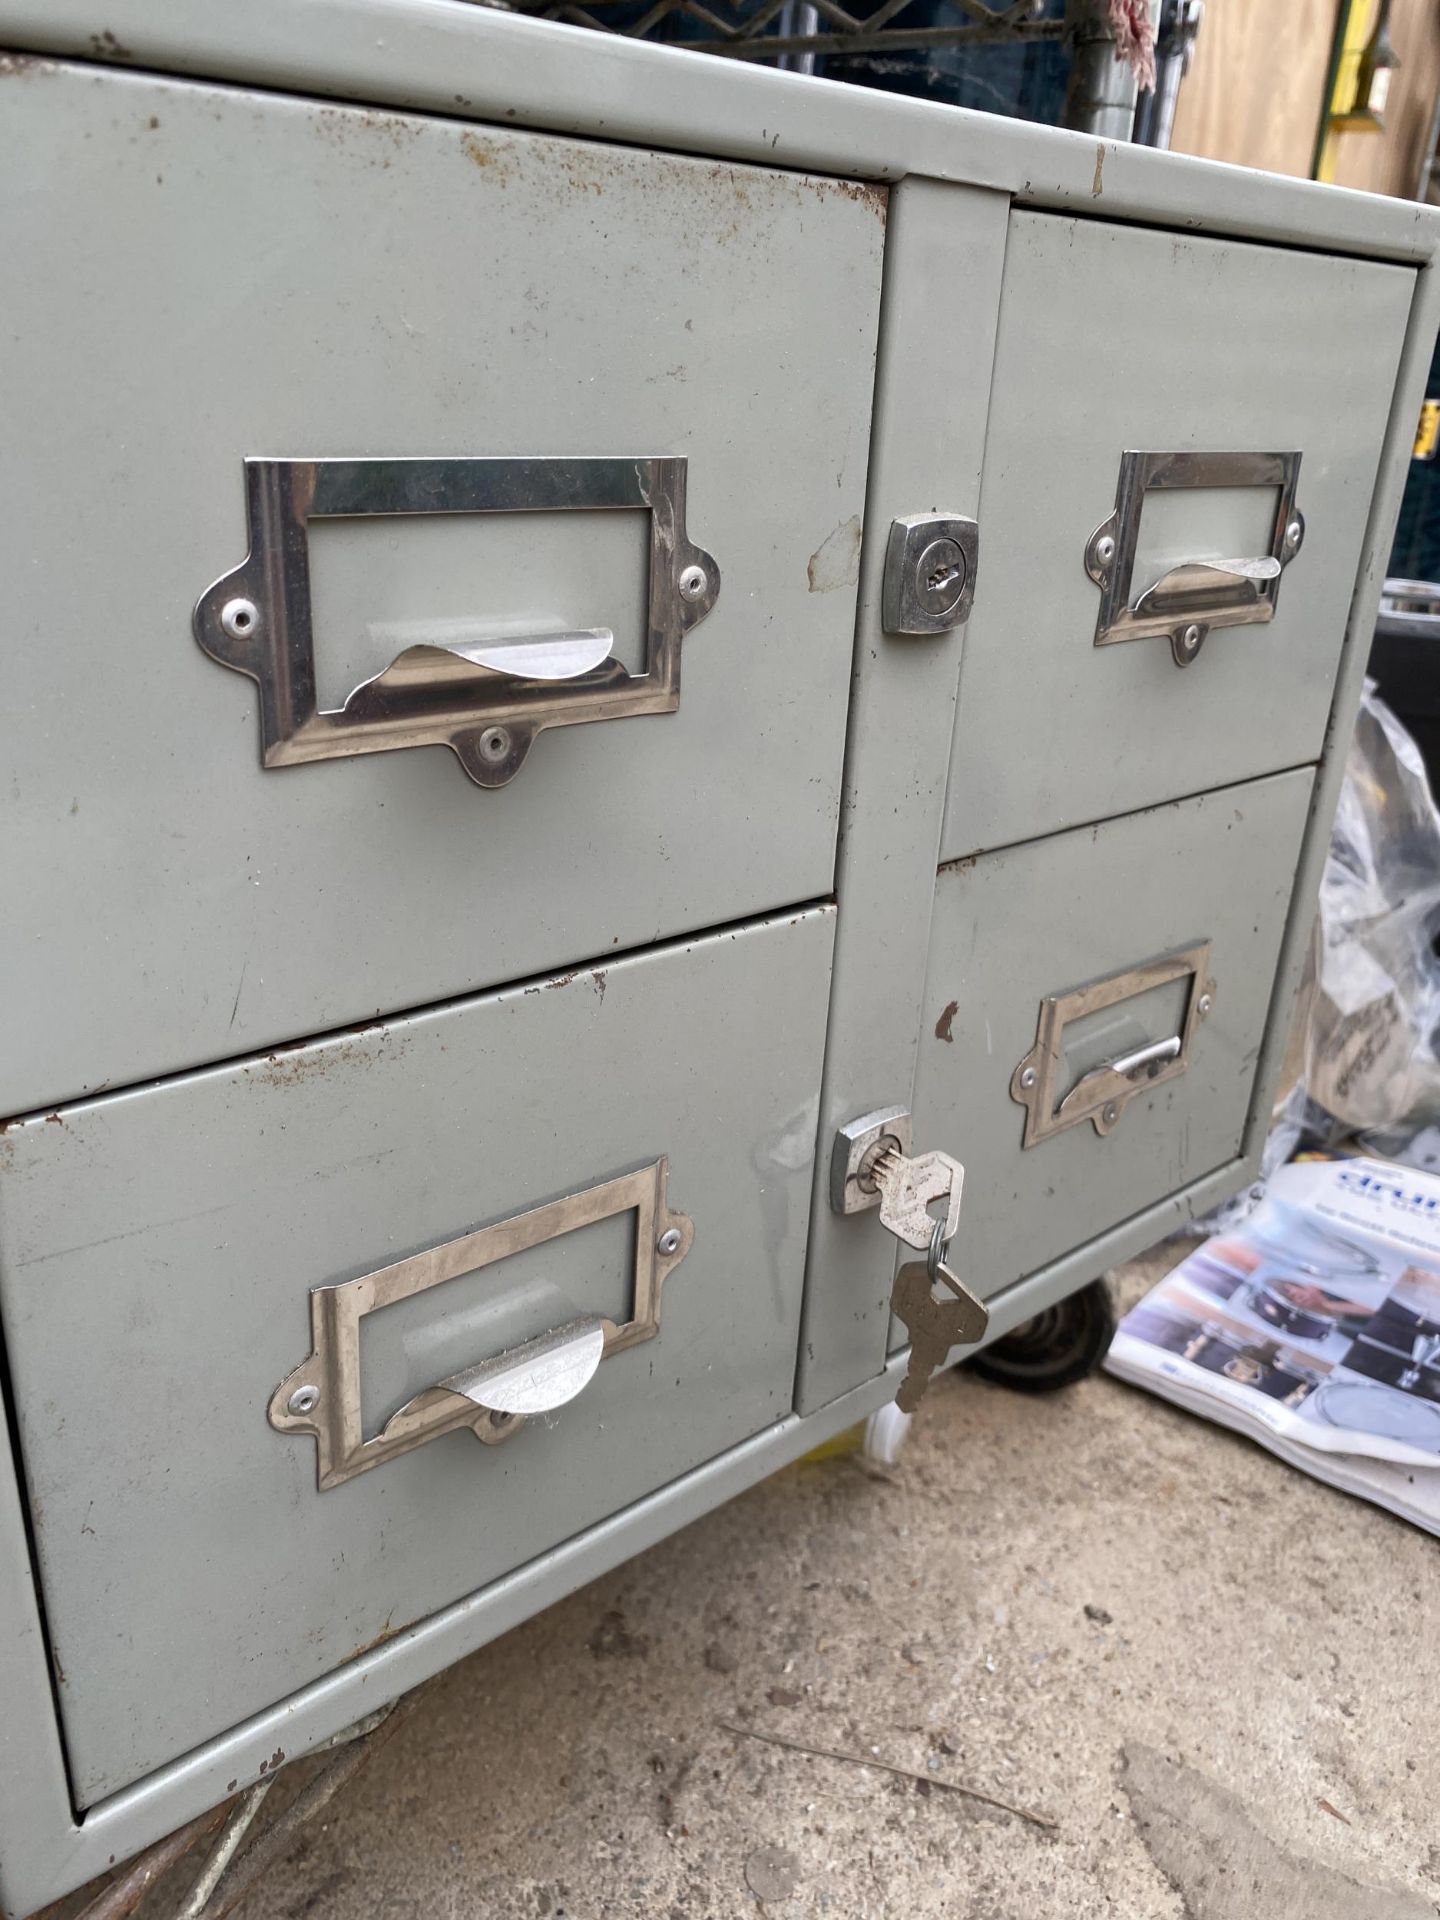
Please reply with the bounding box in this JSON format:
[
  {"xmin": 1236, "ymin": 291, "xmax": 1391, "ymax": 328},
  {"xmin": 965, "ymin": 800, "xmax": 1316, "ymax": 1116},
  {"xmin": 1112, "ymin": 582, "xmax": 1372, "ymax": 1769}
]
[{"xmin": 194, "ymin": 1249, "xmax": 1435, "ymax": 1920}]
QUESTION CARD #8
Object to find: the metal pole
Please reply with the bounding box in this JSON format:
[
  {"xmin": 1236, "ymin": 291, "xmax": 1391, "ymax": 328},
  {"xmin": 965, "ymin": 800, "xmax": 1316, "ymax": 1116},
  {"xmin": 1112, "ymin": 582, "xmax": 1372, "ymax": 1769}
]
[
  {"xmin": 1133, "ymin": 0, "xmax": 1202, "ymax": 149},
  {"xmin": 1063, "ymin": 0, "xmax": 1139, "ymax": 139},
  {"xmin": 774, "ymin": 0, "xmax": 819, "ymax": 73}
]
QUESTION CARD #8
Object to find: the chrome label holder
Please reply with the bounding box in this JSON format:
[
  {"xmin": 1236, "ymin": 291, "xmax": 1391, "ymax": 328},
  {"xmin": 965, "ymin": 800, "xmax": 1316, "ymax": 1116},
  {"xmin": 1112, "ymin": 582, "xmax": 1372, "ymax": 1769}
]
[
  {"xmin": 1010, "ymin": 942, "xmax": 1215, "ymax": 1146},
  {"xmin": 269, "ymin": 1159, "xmax": 694, "ymax": 1490},
  {"xmin": 194, "ymin": 455, "xmax": 720, "ymax": 787},
  {"xmin": 1085, "ymin": 450, "xmax": 1304, "ymax": 666}
]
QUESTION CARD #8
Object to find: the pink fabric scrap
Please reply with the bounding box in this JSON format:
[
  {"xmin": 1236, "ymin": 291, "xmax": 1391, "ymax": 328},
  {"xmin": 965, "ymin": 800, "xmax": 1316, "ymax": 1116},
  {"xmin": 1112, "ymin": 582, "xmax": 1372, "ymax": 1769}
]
[{"xmin": 1107, "ymin": 0, "xmax": 1157, "ymax": 91}]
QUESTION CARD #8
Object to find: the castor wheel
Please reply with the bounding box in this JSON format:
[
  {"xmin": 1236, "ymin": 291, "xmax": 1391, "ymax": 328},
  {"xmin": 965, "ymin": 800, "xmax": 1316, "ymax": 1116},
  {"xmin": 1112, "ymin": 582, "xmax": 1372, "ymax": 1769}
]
[{"xmin": 967, "ymin": 1278, "xmax": 1116, "ymax": 1393}]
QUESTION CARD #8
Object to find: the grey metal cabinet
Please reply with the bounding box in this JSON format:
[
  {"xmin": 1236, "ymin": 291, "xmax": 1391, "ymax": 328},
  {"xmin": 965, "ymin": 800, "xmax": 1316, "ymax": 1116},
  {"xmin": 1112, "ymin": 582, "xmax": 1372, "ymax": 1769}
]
[{"xmin": 2, "ymin": 4, "xmax": 1438, "ymax": 1914}]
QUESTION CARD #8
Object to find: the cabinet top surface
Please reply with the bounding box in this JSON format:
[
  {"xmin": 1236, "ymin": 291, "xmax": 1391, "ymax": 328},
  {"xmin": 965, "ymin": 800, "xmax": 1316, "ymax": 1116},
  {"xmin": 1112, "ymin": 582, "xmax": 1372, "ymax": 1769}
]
[{"xmin": 3, "ymin": 0, "xmax": 1439, "ymax": 267}]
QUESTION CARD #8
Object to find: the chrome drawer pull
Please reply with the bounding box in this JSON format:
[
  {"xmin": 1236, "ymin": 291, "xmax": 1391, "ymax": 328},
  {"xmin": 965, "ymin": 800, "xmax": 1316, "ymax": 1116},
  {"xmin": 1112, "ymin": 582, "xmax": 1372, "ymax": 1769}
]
[
  {"xmin": 1009, "ymin": 942, "xmax": 1215, "ymax": 1146},
  {"xmin": 1085, "ymin": 449, "xmax": 1304, "ymax": 666},
  {"xmin": 1075, "ymin": 1032, "xmax": 1182, "ymax": 1087},
  {"xmin": 193, "ymin": 455, "xmax": 720, "ymax": 788},
  {"xmin": 269, "ymin": 1158, "xmax": 693, "ymax": 1490}
]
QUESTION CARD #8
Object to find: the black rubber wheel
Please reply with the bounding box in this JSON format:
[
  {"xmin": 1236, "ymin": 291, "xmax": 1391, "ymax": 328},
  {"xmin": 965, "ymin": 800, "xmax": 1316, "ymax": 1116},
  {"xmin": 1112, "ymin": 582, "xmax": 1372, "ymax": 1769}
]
[{"xmin": 967, "ymin": 1278, "xmax": 1116, "ymax": 1393}]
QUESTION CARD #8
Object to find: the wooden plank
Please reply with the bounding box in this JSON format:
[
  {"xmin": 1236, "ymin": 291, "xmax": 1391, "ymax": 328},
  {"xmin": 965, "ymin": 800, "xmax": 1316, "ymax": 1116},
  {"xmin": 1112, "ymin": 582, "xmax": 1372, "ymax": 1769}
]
[{"xmin": 1170, "ymin": 0, "xmax": 1339, "ymax": 180}]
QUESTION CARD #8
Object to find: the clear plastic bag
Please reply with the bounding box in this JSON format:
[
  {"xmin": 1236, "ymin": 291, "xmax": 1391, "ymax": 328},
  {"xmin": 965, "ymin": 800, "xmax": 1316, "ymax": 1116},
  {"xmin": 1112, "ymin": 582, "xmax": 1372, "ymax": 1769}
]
[{"xmin": 1305, "ymin": 683, "xmax": 1440, "ymax": 1132}]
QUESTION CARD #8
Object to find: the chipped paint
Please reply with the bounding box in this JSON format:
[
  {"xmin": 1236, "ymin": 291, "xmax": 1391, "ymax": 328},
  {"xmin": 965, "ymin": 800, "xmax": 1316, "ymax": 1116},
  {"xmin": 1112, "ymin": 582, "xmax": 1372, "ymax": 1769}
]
[{"xmin": 807, "ymin": 516, "xmax": 862, "ymax": 593}]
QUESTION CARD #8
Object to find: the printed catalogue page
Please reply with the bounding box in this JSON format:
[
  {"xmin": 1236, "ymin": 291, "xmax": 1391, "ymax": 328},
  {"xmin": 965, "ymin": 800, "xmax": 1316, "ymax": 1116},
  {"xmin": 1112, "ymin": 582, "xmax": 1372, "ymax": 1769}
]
[{"xmin": 1107, "ymin": 1157, "xmax": 1440, "ymax": 1533}]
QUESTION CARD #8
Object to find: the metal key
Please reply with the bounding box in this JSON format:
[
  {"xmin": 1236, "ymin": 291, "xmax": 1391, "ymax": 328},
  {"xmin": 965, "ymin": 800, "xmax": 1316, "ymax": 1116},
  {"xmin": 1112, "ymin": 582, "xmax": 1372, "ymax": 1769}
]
[
  {"xmin": 830, "ymin": 1111, "xmax": 989, "ymax": 1415},
  {"xmin": 874, "ymin": 1148, "xmax": 964, "ymax": 1251},
  {"xmin": 892, "ymin": 1226, "xmax": 989, "ymax": 1414}
]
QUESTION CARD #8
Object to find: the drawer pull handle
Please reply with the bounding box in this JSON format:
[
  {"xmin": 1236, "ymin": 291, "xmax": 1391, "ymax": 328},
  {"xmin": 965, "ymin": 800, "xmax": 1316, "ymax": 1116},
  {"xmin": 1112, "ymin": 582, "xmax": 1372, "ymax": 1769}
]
[
  {"xmin": 1068, "ymin": 1032, "xmax": 1181, "ymax": 1101},
  {"xmin": 1009, "ymin": 942, "xmax": 1215, "ymax": 1147},
  {"xmin": 1085, "ymin": 450, "xmax": 1304, "ymax": 666},
  {"xmin": 194, "ymin": 455, "xmax": 720, "ymax": 788},
  {"xmin": 269, "ymin": 1158, "xmax": 693, "ymax": 1490}
]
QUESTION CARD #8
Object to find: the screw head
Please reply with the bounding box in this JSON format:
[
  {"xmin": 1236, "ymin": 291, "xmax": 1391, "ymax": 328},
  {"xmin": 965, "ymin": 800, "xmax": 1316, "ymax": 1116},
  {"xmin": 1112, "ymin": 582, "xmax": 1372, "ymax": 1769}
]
[
  {"xmin": 1170, "ymin": 622, "xmax": 1206, "ymax": 666},
  {"xmin": 478, "ymin": 726, "xmax": 511, "ymax": 765},
  {"xmin": 1285, "ymin": 517, "xmax": 1304, "ymax": 551},
  {"xmin": 914, "ymin": 537, "xmax": 967, "ymax": 617},
  {"xmin": 1101, "ymin": 1102, "xmax": 1120, "ymax": 1127},
  {"xmin": 1198, "ymin": 992, "xmax": 1213, "ymax": 1016},
  {"xmin": 1019, "ymin": 1066, "xmax": 1038, "ymax": 1091},
  {"xmin": 220, "ymin": 597, "xmax": 260, "ymax": 641},
  {"xmin": 1093, "ymin": 534, "xmax": 1116, "ymax": 568},
  {"xmin": 679, "ymin": 564, "xmax": 708, "ymax": 602},
  {"xmin": 657, "ymin": 1227, "xmax": 682, "ymax": 1256},
  {"xmin": 288, "ymin": 1384, "xmax": 320, "ymax": 1415}
]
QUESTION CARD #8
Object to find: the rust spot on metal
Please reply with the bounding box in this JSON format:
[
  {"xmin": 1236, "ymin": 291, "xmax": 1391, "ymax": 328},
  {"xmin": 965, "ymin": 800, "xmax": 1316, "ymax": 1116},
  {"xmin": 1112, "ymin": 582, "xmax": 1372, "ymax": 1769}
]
[
  {"xmin": 345, "ymin": 1617, "xmax": 400, "ymax": 1664},
  {"xmin": 460, "ymin": 131, "xmax": 510, "ymax": 186},
  {"xmin": 1092, "ymin": 143, "xmax": 1105, "ymax": 197},
  {"xmin": 44, "ymin": 1112, "xmax": 63, "ymax": 1126},
  {"xmin": 249, "ymin": 1019, "xmax": 407, "ymax": 1089},
  {"xmin": 813, "ymin": 178, "xmax": 889, "ymax": 221},
  {"xmin": 448, "ymin": 125, "xmax": 884, "ymax": 241},
  {"xmin": 935, "ymin": 1001, "xmax": 958, "ymax": 1044},
  {"xmin": 309, "ymin": 104, "xmax": 422, "ymax": 172},
  {"xmin": 257, "ymin": 1746, "xmax": 285, "ymax": 1776},
  {"xmin": 88, "ymin": 28, "xmax": 133, "ymax": 60},
  {"xmin": 591, "ymin": 969, "xmax": 608, "ymax": 1003}
]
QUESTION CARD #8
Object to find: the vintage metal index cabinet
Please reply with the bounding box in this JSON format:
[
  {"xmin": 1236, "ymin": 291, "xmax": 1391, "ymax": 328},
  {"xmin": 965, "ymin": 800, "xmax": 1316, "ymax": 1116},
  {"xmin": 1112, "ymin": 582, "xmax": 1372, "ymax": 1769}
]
[{"xmin": 2, "ymin": 3, "xmax": 1438, "ymax": 1910}]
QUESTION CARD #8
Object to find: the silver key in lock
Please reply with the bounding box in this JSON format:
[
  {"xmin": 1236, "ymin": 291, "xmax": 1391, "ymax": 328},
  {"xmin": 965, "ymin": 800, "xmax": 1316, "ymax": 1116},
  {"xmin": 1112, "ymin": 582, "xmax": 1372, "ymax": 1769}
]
[
  {"xmin": 831, "ymin": 1108, "xmax": 989, "ymax": 1416},
  {"xmin": 875, "ymin": 1148, "xmax": 964, "ymax": 1252}
]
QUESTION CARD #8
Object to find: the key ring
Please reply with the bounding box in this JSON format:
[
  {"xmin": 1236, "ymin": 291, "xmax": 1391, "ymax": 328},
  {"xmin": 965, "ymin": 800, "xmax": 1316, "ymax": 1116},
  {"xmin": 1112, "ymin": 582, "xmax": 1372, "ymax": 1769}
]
[
  {"xmin": 926, "ymin": 1217, "xmax": 948, "ymax": 1282},
  {"xmin": 927, "ymin": 1217, "xmax": 976, "ymax": 1310}
]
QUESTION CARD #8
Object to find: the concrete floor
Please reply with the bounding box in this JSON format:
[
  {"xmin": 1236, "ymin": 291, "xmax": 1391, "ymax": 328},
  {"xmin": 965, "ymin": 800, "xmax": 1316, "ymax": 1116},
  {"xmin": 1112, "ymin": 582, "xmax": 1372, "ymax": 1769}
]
[{"xmin": 46, "ymin": 1249, "xmax": 1440, "ymax": 1920}]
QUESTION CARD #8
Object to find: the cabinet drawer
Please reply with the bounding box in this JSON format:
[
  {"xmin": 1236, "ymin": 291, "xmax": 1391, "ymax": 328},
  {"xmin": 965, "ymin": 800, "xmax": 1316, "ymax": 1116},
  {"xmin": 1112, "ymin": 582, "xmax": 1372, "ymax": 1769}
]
[
  {"xmin": 0, "ymin": 906, "xmax": 833, "ymax": 1805},
  {"xmin": 912, "ymin": 769, "xmax": 1313, "ymax": 1306},
  {"xmin": 941, "ymin": 211, "xmax": 1411, "ymax": 859},
  {"xmin": 0, "ymin": 64, "xmax": 883, "ymax": 1113}
]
